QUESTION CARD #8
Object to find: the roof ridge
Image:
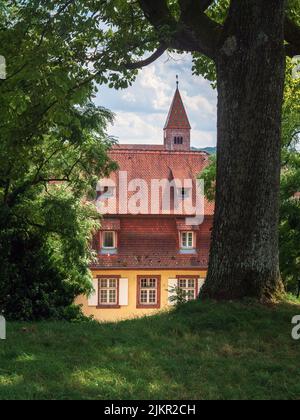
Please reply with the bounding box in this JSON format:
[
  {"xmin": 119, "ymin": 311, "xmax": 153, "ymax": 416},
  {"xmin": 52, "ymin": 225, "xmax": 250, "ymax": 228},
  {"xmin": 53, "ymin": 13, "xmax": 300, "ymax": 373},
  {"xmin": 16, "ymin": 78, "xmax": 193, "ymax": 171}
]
[{"xmin": 110, "ymin": 149, "xmax": 208, "ymax": 156}]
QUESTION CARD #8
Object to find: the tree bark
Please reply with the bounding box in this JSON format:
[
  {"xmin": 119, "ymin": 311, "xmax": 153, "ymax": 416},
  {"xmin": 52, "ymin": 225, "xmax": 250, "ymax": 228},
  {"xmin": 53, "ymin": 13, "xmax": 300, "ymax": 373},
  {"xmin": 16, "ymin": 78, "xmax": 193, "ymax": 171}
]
[{"xmin": 202, "ymin": 0, "xmax": 286, "ymax": 300}]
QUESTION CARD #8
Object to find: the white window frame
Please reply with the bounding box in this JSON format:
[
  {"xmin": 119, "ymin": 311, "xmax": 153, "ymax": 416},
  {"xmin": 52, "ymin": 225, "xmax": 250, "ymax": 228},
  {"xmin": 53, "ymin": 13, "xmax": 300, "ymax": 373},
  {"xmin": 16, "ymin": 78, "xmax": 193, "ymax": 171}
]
[
  {"xmin": 181, "ymin": 231, "xmax": 194, "ymax": 249},
  {"xmin": 139, "ymin": 277, "xmax": 158, "ymax": 306},
  {"xmin": 178, "ymin": 278, "xmax": 197, "ymax": 301},
  {"xmin": 102, "ymin": 231, "xmax": 116, "ymax": 250},
  {"xmin": 98, "ymin": 278, "xmax": 118, "ymax": 306}
]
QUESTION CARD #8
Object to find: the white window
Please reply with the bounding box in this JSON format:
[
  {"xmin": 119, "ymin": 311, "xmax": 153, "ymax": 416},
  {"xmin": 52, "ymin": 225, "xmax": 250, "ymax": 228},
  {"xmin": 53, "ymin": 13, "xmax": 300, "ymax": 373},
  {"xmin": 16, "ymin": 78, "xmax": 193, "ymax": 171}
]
[
  {"xmin": 101, "ymin": 186, "xmax": 115, "ymax": 198},
  {"xmin": 178, "ymin": 187, "xmax": 190, "ymax": 199},
  {"xmin": 138, "ymin": 277, "xmax": 158, "ymax": 306},
  {"xmin": 102, "ymin": 231, "xmax": 116, "ymax": 249},
  {"xmin": 178, "ymin": 278, "xmax": 197, "ymax": 301},
  {"xmin": 181, "ymin": 231, "xmax": 194, "ymax": 249},
  {"xmin": 99, "ymin": 278, "xmax": 118, "ymax": 306}
]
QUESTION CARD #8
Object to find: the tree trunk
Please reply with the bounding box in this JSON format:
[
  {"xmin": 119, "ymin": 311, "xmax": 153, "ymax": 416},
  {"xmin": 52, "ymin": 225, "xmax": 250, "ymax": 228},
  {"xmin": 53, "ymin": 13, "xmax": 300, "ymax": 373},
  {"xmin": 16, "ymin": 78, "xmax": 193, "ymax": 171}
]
[{"xmin": 202, "ymin": 0, "xmax": 286, "ymax": 300}]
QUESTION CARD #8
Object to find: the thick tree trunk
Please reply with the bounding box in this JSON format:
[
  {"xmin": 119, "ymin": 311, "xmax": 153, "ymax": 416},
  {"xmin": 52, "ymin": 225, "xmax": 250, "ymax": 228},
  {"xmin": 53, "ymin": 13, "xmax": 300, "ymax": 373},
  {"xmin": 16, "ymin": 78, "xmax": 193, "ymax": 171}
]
[{"xmin": 202, "ymin": 0, "xmax": 286, "ymax": 300}]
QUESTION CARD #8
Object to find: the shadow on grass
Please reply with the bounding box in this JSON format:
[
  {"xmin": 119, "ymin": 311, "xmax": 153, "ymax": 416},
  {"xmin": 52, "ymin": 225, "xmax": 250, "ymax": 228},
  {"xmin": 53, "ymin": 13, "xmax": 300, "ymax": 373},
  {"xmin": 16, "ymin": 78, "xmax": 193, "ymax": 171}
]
[{"xmin": 0, "ymin": 300, "xmax": 299, "ymax": 400}]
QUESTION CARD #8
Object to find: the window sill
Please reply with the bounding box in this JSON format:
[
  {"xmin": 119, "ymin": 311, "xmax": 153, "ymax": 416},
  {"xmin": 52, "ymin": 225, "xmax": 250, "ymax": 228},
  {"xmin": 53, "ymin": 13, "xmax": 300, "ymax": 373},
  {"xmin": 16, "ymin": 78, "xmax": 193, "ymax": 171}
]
[
  {"xmin": 100, "ymin": 248, "xmax": 118, "ymax": 255},
  {"xmin": 136, "ymin": 304, "xmax": 161, "ymax": 309},
  {"xmin": 179, "ymin": 249, "xmax": 196, "ymax": 254},
  {"xmin": 96, "ymin": 305, "xmax": 121, "ymax": 309}
]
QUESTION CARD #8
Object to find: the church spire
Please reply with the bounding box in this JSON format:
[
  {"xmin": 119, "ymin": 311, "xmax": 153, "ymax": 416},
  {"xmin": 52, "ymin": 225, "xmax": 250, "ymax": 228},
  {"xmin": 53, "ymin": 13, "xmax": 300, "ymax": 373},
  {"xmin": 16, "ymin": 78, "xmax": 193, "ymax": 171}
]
[
  {"xmin": 164, "ymin": 81, "xmax": 191, "ymax": 131},
  {"xmin": 164, "ymin": 79, "xmax": 191, "ymax": 151}
]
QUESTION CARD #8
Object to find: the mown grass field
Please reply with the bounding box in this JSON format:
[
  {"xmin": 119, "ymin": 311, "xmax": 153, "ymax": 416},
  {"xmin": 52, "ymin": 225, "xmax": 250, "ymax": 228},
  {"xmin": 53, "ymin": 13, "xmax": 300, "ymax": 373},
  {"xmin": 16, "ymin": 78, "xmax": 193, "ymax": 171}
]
[{"xmin": 0, "ymin": 299, "xmax": 299, "ymax": 400}]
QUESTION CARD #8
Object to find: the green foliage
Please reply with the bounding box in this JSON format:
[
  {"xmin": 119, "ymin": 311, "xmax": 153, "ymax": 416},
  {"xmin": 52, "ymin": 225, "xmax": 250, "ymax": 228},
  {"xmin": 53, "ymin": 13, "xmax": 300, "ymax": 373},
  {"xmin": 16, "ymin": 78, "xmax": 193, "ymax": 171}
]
[
  {"xmin": 192, "ymin": 0, "xmax": 230, "ymax": 86},
  {"xmin": 279, "ymin": 59, "xmax": 300, "ymax": 293},
  {"xmin": 61, "ymin": 304, "xmax": 95, "ymax": 323},
  {"xmin": 199, "ymin": 154, "xmax": 217, "ymax": 202},
  {"xmin": 0, "ymin": 2, "xmax": 117, "ymax": 320},
  {"xmin": 168, "ymin": 286, "xmax": 190, "ymax": 306},
  {"xmin": 0, "ymin": 299, "xmax": 299, "ymax": 399}
]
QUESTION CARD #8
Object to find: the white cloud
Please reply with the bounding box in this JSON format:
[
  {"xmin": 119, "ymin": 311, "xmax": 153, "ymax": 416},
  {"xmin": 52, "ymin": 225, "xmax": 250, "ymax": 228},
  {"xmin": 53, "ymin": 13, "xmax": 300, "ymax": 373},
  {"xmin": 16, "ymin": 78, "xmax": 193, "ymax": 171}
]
[
  {"xmin": 192, "ymin": 130, "xmax": 217, "ymax": 148},
  {"xmin": 95, "ymin": 52, "xmax": 217, "ymax": 148},
  {"xmin": 139, "ymin": 66, "xmax": 172, "ymax": 110},
  {"xmin": 110, "ymin": 112, "xmax": 165, "ymax": 145},
  {"xmin": 181, "ymin": 90, "xmax": 215, "ymax": 115},
  {"xmin": 121, "ymin": 92, "xmax": 137, "ymax": 103}
]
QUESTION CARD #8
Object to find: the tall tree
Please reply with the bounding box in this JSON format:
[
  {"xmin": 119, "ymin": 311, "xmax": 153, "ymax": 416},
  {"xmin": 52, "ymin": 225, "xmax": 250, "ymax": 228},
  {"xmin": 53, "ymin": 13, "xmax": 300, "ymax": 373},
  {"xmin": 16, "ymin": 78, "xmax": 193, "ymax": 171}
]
[{"xmin": 200, "ymin": 60, "xmax": 300, "ymax": 296}]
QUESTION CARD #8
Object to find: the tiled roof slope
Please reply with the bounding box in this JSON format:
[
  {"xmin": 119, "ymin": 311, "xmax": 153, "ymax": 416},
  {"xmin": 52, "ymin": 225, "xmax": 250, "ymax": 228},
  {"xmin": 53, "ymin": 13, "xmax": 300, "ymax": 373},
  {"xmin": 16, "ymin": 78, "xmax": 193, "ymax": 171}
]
[
  {"xmin": 102, "ymin": 148, "xmax": 214, "ymax": 216},
  {"xmin": 91, "ymin": 217, "xmax": 212, "ymax": 269},
  {"xmin": 164, "ymin": 88, "xmax": 191, "ymax": 130}
]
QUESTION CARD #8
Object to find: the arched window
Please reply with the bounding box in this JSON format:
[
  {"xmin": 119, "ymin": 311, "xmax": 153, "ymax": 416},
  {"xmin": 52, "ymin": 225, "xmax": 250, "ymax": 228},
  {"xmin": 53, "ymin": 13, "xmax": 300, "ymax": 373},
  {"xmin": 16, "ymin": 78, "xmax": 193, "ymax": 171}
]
[{"xmin": 174, "ymin": 136, "xmax": 184, "ymax": 145}]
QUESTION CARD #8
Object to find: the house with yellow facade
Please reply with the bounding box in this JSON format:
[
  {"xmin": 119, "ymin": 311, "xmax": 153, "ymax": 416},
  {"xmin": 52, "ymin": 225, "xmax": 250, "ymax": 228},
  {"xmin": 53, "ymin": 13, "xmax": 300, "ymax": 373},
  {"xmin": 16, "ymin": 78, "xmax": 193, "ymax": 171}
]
[{"xmin": 77, "ymin": 84, "xmax": 214, "ymax": 322}]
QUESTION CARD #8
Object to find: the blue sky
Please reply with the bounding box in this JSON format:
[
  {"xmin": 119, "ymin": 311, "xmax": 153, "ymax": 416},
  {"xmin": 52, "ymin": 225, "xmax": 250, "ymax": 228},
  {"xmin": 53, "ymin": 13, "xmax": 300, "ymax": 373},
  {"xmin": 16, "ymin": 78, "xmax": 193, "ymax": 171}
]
[{"xmin": 95, "ymin": 52, "xmax": 217, "ymax": 148}]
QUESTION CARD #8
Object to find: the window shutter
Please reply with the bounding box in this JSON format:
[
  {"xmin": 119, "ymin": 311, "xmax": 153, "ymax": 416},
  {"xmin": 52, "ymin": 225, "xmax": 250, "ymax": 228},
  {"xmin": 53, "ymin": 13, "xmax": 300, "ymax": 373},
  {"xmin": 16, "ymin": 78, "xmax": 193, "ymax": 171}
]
[
  {"xmin": 88, "ymin": 279, "xmax": 98, "ymax": 306},
  {"xmin": 91, "ymin": 232, "xmax": 99, "ymax": 253},
  {"xmin": 197, "ymin": 278, "xmax": 205, "ymax": 297},
  {"xmin": 119, "ymin": 278, "xmax": 129, "ymax": 306},
  {"xmin": 168, "ymin": 278, "xmax": 178, "ymax": 305}
]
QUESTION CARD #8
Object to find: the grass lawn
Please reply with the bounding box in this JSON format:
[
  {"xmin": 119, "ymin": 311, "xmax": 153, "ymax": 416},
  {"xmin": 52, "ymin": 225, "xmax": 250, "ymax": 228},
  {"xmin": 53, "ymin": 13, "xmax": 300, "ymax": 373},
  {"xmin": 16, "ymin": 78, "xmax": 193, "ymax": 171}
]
[{"xmin": 0, "ymin": 299, "xmax": 299, "ymax": 400}]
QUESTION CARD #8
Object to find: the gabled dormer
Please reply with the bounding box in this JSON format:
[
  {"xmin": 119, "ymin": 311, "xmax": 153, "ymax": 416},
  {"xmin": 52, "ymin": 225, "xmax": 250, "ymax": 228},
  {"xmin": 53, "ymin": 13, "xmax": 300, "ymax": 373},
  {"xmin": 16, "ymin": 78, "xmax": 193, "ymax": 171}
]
[{"xmin": 164, "ymin": 80, "xmax": 191, "ymax": 151}]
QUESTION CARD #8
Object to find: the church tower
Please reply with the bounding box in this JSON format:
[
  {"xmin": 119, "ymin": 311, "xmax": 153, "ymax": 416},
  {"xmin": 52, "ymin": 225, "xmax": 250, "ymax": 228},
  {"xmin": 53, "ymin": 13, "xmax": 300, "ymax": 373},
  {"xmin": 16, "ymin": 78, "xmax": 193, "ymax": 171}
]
[{"xmin": 164, "ymin": 77, "xmax": 191, "ymax": 151}]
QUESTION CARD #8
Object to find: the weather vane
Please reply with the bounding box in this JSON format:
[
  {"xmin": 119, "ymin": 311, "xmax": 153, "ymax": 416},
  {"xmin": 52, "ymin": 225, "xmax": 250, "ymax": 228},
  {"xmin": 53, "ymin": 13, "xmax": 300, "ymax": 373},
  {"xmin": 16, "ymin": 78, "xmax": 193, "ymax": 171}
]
[{"xmin": 176, "ymin": 74, "xmax": 179, "ymax": 88}]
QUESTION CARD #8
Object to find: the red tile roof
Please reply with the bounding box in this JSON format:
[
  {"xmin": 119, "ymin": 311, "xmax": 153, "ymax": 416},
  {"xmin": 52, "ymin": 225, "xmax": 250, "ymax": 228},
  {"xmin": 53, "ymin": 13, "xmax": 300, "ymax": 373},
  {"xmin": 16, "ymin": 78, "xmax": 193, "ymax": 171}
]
[
  {"xmin": 164, "ymin": 88, "xmax": 191, "ymax": 130},
  {"xmin": 99, "ymin": 149, "xmax": 214, "ymax": 216},
  {"xmin": 91, "ymin": 217, "xmax": 212, "ymax": 269},
  {"xmin": 113, "ymin": 144, "xmax": 165, "ymax": 151},
  {"xmin": 91, "ymin": 254, "xmax": 209, "ymax": 269}
]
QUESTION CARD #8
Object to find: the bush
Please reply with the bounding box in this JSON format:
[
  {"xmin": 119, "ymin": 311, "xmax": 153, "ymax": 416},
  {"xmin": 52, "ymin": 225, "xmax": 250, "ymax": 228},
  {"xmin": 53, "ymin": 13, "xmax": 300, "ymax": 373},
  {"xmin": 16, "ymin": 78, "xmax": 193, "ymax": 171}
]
[
  {"xmin": 61, "ymin": 304, "xmax": 94, "ymax": 323},
  {"xmin": 0, "ymin": 232, "xmax": 92, "ymax": 321}
]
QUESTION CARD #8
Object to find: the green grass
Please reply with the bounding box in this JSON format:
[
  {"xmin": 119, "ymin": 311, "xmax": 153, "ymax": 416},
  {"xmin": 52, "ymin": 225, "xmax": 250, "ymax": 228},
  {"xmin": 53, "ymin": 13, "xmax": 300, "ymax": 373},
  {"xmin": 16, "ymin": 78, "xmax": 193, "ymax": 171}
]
[{"xmin": 0, "ymin": 299, "xmax": 300, "ymax": 400}]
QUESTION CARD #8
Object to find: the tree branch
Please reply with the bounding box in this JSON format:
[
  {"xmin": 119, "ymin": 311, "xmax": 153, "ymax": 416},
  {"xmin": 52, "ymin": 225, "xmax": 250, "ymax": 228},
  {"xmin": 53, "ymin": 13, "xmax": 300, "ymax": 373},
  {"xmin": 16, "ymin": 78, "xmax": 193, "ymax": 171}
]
[
  {"xmin": 138, "ymin": 0, "xmax": 220, "ymax": 59},
  {"xmin": 198, "ymin": 0, "xmax": 215, "ymax": 12},
  {"xmin": 285, "ymin": 16, "xmax": 300, "ymax": 57},
  {"xmin": 179, "ymin": 0, "xmax": 214, "ymax": 15},
  {"xmin": 125, "ymin": 44, "xmax": 167, "ymax": 69},
  {"xmin": 138, "ymin": 0, "xmax": 176, "ymax": 31},
  {"xmin": 178, "ymin": 0, "xmax": 221, "ymax": 58}
]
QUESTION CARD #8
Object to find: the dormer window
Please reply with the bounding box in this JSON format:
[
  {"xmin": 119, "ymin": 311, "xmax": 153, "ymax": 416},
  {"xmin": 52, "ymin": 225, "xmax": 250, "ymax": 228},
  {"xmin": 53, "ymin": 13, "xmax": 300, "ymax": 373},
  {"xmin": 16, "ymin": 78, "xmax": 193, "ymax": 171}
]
[
  {"xmin": 102, "ymin": 231, "xmax": 117, "ymax": 251},
  {"xmin": 178, "ymin": 187, "xmax": 190, "ymax": 199},
  {"xmin": 174, "ymin": 136, "xmax": 183, "ymax": 145},
  {"xmin": 101, "ymin": 186, "xmax": 115, "ymax": 198},
  {"xmin": 181, "ymin": 231, "xmax": 194, "ymax": 249}
]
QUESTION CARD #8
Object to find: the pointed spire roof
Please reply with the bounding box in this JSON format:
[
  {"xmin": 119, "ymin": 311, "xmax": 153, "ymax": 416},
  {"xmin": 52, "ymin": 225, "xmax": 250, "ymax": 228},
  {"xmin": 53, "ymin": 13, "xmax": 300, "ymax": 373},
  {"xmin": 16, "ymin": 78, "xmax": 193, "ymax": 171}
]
[{"xmin": 164, "ymin": 86, "xmax": 191, "ymax": 130}]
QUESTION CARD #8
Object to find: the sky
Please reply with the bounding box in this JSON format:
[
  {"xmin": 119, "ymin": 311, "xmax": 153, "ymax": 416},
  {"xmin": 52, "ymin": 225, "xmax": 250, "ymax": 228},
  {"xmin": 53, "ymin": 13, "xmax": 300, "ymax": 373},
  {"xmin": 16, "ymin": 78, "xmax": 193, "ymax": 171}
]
[{"xmin": 94, "ymin": 52, "xmax": 217, "ymax": 149}]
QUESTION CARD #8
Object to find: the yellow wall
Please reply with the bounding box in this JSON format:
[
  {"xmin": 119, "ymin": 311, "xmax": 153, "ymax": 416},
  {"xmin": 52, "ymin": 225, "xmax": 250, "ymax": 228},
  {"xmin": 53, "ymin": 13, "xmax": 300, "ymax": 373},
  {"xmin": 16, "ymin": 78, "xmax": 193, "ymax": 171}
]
[{"xmin": 76, "ymin": 269, "xmax": 207, "ymax": 322}]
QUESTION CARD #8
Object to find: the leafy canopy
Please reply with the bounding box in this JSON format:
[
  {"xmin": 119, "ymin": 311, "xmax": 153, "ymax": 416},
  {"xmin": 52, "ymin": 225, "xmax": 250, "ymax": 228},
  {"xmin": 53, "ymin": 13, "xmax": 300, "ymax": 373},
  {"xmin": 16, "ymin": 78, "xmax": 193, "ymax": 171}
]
[{"xmin": 0, "ymin": 1, "xmax": 117, "ymax": 320}]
